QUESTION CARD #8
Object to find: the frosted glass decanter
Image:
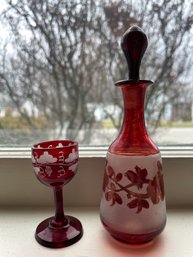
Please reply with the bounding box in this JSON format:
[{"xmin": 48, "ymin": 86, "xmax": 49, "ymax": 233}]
[{"xmin": 100, "ymin": 26, "xmax": 166, "ymax": 244}]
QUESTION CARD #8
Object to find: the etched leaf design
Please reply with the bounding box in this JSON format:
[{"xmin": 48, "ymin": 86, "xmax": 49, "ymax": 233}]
[
  {"xmin": 127, "ymin": 198, "xmax": 138, "ymax": 209},
  {"xmin": 125, "ymin": 166, "xmax": 149, "ymax": 189},
  {"xmin": 147, "ymin": 182, "xmax": 159, "ymax": 204},
  {"xmin": 102, "ymin": 173, "xmax": 109, "ymax": 192},
  {"xmin": 114, "ymin": 193, "xmax": 123, "ymax": 205},
  {"xmin": 159, "ymin": 173, "xmax": 165, "ymax": 201},
  {"xmin": 104, "ymin": 161, "xmax": 164, "ymax": 213},
  {"xmin": 125, "ymin": 170, "xmax": 137, "ymax": 183},
  {"xmin": 110, "ymin": 182, "xmax": 116, "ymax": 190},
  {"xmin": 127, "ymin": 198, "xmax": 149, "ymax": 213},
  {"xmin": 146, "ymin": 161, "xmax": 165, "ymax": 204},
  {"xmin": 107, "ymin": 166, "xmax": 114, "ymax": 177},
  {"xmin": 105, "ymin": 191, "xmax": 123, "ymax": 206},
  {"xmin": 116, "ymin": 173, "xmax": 123, "ymax": 182},
  {"xmin": 135, "ymin": 166, "xmax": 148, "ymax": 180},
  {"xmin": 157, "ymin": 161, "xmax": 165, "ymax": 200},
  {"xmin": 105, "ymin": 191, "xmax": 112, "ymax": 201},
  {"xmin": 147, "ymin": 175, "xmax": 163, "ymax": 204}
]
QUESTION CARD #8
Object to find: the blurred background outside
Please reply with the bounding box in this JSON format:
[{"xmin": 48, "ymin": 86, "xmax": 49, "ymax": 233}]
[{"xmin": 0, "ymin": 0, "xmax": 193, "ymax": 146}]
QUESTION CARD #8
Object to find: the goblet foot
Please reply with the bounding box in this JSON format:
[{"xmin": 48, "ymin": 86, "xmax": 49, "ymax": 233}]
[{"xmin": 35, "ymin": 215, "xmax": 83, "ymax": 248}]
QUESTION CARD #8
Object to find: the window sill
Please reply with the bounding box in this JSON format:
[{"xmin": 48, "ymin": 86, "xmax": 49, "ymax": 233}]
[
  {"xmin": 0, "ymin": 207, "xmax": 192, "ymax": 257},
  {"xmin": 0, "ymin": 146, "xmax": 193, "ymax": 158}
]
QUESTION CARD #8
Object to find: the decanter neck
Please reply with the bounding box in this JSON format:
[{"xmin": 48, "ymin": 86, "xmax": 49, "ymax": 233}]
[
  {"xmin": 121, "ymin": 83, "xmax": 147, "ymax": 139},
  {"xmin": 109, "ymin": 81, "xmax": 159, "ymax": 155}
]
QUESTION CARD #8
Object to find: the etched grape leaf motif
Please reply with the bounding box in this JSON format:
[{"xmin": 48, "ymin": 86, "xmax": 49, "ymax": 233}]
[
  {"xmin": 147, "ymin": 161, "xmax": 165, "ymax": 203},
  {"xmin": 127, "ymin": 198, "xmax": 149, "ymax": 213},
  {"xmin": 103, "ymin": 161, "xmax": 165, "ymax": 213},
  {"xmin": 125, "ymin": 166, "xmax": 149, "ymax": 189},
  {"xmin": 105, "ymin": 182, "xmax": 123, "ymax": 206}
]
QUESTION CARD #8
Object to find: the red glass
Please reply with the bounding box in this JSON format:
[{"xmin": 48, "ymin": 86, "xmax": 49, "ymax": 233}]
[
  {"xmin": 100, "ymin": 26, "xmax": 166, "ymax": 244},
  {"xmin": 31, "ymin": 140, "xmax": 83, "ymax": 248},
  {"xmin": 110, "ymin": 80, "xmax": 158, "ymax": 155}
]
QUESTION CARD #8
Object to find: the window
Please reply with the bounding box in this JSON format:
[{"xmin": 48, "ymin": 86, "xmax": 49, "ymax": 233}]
[
  {"xmin": 0, "ymin": 1, "xmax": 193, "ymax": 228},
  {"xmin": 0, "ymin": 0, "xmax": 193, "ymax": 147}
]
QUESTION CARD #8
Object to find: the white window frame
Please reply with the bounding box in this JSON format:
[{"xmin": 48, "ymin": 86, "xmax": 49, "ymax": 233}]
[{"xmin": 0, "ymin": 146, "xmax": 193, "ymax": 158}]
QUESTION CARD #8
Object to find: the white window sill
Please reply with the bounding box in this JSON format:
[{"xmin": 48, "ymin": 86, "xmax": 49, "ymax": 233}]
[
  {"xmin": 0, "ymin": 146, "xmax": 193, "ymax": 158},
  {"xmin": 0, "ymin": 207, "xmax": 192, "ymax": 257}
]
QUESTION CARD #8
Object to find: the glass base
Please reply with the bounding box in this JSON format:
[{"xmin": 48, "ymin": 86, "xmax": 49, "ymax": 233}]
[
  {"xmin": 102, "ymin": 219, "xmax": 166, "ymax": 244},
  {"xmin": 35, "ymin": 215, "xmax": 83, "ymax": 248}
]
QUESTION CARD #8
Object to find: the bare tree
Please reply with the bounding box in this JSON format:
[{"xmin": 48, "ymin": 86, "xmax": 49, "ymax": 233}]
[
  {"xmin": 0, "ymin": 0, "xmax": 107, "ymax": 142},
  {"xmin": 98, "ymin": 0, "xmax": 193, "ymax": 131},
  {"xmin": 0, "ymin": 0, "xmax": 193, "ymax": 144}
]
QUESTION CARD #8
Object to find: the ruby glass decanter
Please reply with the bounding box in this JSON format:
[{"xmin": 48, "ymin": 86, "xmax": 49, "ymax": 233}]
[
  {"xmin": 100, "ymin": 26, "xmax": 166, "ymax": 244},
  {"xmin": 31, "ymin": 140, "xmax": 83, "ymax": 248}
]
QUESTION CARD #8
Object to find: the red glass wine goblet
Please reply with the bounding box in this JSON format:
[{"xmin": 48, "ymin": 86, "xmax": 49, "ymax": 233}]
[{"xmin": 31, "ymin": 140, "xmax": 83, "ymax": 248}]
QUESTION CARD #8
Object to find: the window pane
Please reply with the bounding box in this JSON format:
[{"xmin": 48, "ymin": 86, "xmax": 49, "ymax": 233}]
[{"xmin": 0, "ymin": 0, "xmax": 193, "ymax": 146}]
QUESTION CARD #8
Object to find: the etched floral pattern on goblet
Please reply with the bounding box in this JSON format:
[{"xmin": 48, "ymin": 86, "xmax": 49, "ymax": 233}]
[{"xmin": 31, "ymin": 140, "xmax": 83, "ymax": 248}]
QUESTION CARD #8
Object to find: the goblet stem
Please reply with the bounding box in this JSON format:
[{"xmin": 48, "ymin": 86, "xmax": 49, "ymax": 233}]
[{"xmin": 50, "ymin": 186, "xmax": 69, "ymax": 229}]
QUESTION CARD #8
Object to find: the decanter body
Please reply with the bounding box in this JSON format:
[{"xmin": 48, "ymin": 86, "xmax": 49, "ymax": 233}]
[{"xmin": 100, "ymin": 26, "xmax": 166, "ymax": 244}]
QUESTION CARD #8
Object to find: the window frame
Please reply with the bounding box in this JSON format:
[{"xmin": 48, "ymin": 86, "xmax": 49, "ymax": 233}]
[{"xmin": 0, "ymin": 146, "xmax": 193, "ymax": 158}]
